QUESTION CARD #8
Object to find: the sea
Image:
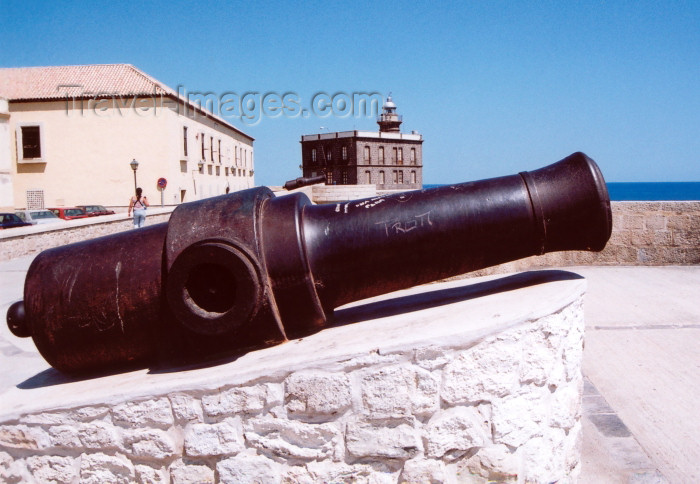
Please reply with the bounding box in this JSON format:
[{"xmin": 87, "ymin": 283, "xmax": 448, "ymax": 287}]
[{"xmin": 423, "ymin": 182, "xmax": 700, "ymax": 201}]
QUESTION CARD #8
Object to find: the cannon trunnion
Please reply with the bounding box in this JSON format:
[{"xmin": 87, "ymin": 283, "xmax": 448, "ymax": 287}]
[{"xmin": 7, "ymin": 152, "xmax": 612, "ymax": 373}]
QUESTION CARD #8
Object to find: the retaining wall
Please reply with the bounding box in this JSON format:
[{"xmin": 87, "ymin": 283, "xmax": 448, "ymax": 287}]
[
  {"xmin": 468, "ymin": 201, "xmax": 700, "ymax": 276},
  {"xmin": 0, "ymin": 272, "xmax": 585, "ymax": 483},
  {"xmin": 0, "ymin": 209, "xmax": 174, "ymax": 262},
  {"xmin": 1, "ymin": 201, "xmax": 698, "ymax": 266}
]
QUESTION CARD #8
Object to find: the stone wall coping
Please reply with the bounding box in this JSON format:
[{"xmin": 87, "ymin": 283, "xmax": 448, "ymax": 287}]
[
  {"xmin": 0, "ymin": 270, "xmax": 585, "ymax": 423},
  {"xmin": 0, "ymin": 207, "xmax": 175, "ymax": 241}
]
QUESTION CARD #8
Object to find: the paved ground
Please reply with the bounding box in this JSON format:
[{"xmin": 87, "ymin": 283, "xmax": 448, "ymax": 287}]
[{"xmin": 0, "ymin": 257, "xmax": 698, "ymax": 482}]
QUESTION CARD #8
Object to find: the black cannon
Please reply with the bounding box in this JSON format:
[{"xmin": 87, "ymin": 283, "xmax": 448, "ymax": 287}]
[{"xmin": 6, "ymin": 152, "xmax": 612, "ymax": 374}]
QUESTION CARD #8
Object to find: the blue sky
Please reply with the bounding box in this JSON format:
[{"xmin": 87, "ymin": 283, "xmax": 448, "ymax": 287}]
[{"xmin": 1, "ymin": 0, "xmax": 698, "ymax": 184}]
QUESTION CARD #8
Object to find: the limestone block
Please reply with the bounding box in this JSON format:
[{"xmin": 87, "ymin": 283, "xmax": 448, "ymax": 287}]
[
  {"xmin": 78, "ymin": 420, "xmax": 122, "ymax": 451},
  {"xmin": 184, "ymin": 417, "xmax": 244, "ymax": 457},
  {"xmin": 0, "ymin": 424, "xmax": 51, "ymax": 450},
  {"xmin": 359, "ymin": 365, "xmax": 439, "ymax": 418},
  {"xmin": 284, "ymin": 371, "xmax": 351, "ymax": 416},
  {"xmin": 521, "ymin": 428, "xmax": 572, "ymax": 483},
  {"xmin": 442, "ymin": 338, "xmax": 521, "ymax": 405},
  {"xmin": 79, "ymin": 452, "xmax": 134, "ymax": 484},
  {"xmin": 25, "ymin": 455, "xmax": 78, "ymax": 484},
  {"xmin": 0, "ymin": 451, "xmax": 28, "ymax": 484},
  {"xmin": 491, "ymin": 391, "xmax": 546, "ymax": 448},
  {"xmin": 519, "ymin": 330, "xmax": 557, "ymax": 386},
  {"xmin": 169, "ymin": 459, "xmax": 215, "ymax": 484},
  {"xmin": 345, "ymin": 419, "xmax": 422, "ymax": 460},
  {"xmin": 399, "ymin": 458, "xmax": 446, "ymax": 483},
  {"xmin": 245, "ymin": 416, "xmax": 342, "ymax": 461},
  {"xmin": 266, "ymin": 382, "xmax": 285, "ymax": 408},
  {"xmin": 217, "ymin": 452, "xmax": 282, "ymax": 484},
  {"xmin": 48, "ymin": 424, "xmax": 82, "ymax": 448},
  {"xmin": 550, "ymin": 381, "xmax": 582, "ymax": 430},
  {"xmin": 135, "ymin": 464, "xmax": 169, "ymax": 484},
  {"xmin": 169, "ymin": 393, "xmax": 204, "ymax": 422},
  {"xmin": 622, "ymin": 214, "xmax": 645, "ymax": 231},
  {"xmin": 112, "ymin": 397, "xmax": 174, "ymax": 429},
  {"xmin": 564, "ymin": 420, "xmax": 583, "ymax": 476},
  {"xmin": 123, "ymin": 428, "xmax": 180, "ymax": 460},
  {"xmin": 281, "ymin": 465, "xmax": 316, "ymax": 484},
  {"xmin": 560, "ymin": 310, "xmax": 584, "ymax": 383},
  {"xmin": 424, "ymin": 406, "xmax": 489, "ymax": 459},
  {"xmin": 459, "ymin": 443, "xmax": 519, "ymax": 481},
  {"xmin": 19, "ymin": 406, "xmax": 109, "ymax": 425},
  {"xmin": 303, "ymin": 460, "xmax": 399, "ymax": 484},
  {"xmin": 413, "ymin": 346, "xmax": 451, "ymax": 371},
  {"xmin": 201, "ymin": 385, "xmax": 268, "ymax": 416}
]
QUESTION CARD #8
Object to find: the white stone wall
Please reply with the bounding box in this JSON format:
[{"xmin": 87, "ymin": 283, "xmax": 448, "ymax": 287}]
[
  {"xmin": 0, "ymin": 293, "xmax": 584, "ymax": 483},
  {"xmin": 0, "ymin": 98, "xmax": 12, "ymax": 211},
  {"xmin": 311, "ymin": 184, "xmax": 378, "ymax": 203}
]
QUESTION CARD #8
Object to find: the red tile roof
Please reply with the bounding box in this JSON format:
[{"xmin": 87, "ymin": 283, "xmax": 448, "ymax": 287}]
[
  {"xmin": 0, "ymin": 64, "xmax": 176, "ymax": 100},
  {"xmin": 0, "ymin": 64, "xmax": 252, "ymax": 140}
]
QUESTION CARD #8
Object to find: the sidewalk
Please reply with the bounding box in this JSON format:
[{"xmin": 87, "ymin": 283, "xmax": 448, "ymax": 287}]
[{"xmin": 0, "ymin": 258, "xmax": 698, "ymax": 482}]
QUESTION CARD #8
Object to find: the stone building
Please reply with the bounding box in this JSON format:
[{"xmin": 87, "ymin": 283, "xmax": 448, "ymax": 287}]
[
  {"xmin": 0, "ymin": 64, "xmax": 254, "ymax": 209},
  {"xmin": 300, "ymin": 96, "xmax": 423, "ymax": 190}
]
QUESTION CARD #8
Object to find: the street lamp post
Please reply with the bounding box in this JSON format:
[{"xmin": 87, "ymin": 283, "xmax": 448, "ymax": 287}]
[{"xmin": 129, "ymin": 158, "xmax": 139, "ymax": 194}]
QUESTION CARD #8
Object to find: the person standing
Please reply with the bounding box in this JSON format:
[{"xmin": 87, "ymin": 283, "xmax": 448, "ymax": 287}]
[{"xmin": 128, "ymin": 187, "xmax": 149, "ymax": 228}]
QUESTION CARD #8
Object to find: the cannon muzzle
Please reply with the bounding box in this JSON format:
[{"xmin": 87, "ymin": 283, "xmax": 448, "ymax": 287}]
[{"xmin": 7, "ymin": 152, "xmax": 611, "ymax": 373}]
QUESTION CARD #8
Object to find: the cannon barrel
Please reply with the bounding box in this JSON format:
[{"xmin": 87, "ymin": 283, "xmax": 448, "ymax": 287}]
[
  {"xmin": 283, "ymin": 174, "xmax": 326, "ymax": 190},
  {"xmin": 6, "ymin": 152, "xmax": 611, "ymax": 373}
]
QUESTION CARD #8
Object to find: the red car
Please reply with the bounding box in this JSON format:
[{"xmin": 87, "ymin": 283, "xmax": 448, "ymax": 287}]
[
  {"xmin": 49, "ymin": 207, "xmax": 90, "ymax": 220},
  {"xmin": 77, "ymin": 205, "xmax": 116, "ymax": 216}
]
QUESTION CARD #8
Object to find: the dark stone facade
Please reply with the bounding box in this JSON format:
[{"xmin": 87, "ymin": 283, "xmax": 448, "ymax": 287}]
[
  {"xmin": 300, "ymin": 96, "xmax": 423, "ymax": 191},
  {"xmin": 300, "ymin": 132, "xmax": 423, "ymax": 190}
]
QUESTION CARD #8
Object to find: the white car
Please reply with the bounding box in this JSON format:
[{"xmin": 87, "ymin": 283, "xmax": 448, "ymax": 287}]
[{"xmin": 15, "ymin": 209, "xmax": 68, "ymax": 225}]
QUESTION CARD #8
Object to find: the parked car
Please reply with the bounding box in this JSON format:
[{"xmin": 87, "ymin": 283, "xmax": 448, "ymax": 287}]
[
  {"xmin": 48, "ymin": 207, "xmax": 90, "ymax": 220},
  {"xmin": 1, "ymin": 213, "xmax": 33, "ymax": 229},
  {"xmin": 77, "ymin": 205, "xmax": 116, "ymax": 216},
  {"xmin": 15, "ymin": 209, "xmax": 67, "ymax": 225}
]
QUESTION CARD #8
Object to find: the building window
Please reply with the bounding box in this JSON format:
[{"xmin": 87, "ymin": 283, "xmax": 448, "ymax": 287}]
[
  {"xmin": 216, "ymin": 166, "xmax": 220, "ymax": 176},
  {"xmin": 326, "ymin": 147, "xmax": 332, "ymax": 161},
  {"xmin": 19, "ymin": 125, "xmax": 42, "ymax": 160},
  {"xmin": 342, "ymin": 170, "xmax": 348, "ymax": 184},
  {"xmin": 180, "ymin": 160, "xmax": 187, "ymax": 173},
  {"xmin": 218, "ymin": 140, "xmax": 222, "ymax": 163},
  {"xmin": 311, "ymin": 148, "xmax": 317, "ymax": 163},
  {"xmin": 201, "ymin": 133, "xmax": 205, "ymax": 159},
  {"xmin": 411, "ymin": 170, "xmax": 417, "ymax": 184},
  {"xmin": 379, "ymin": 171, "xmax": 385, "ymax": 185},
  {"xmin": 410, "ymin": 148, "xmax": 416, "ymax": 164},
  {"xmin": 365, "ymin": 170, "xmax": 371, "ymax": 184},
  {"xmin": 393, "ymin": 170, "xmax": 398, "ymax": 184},
  {"xmin": 398, "ymin": 171, "xmax": 404, "ymax": 184},
  {"xmin": 208, "ymin": 165, "xmax": 213, "ymax": 175},
  {"xmin": 364, "ymin": 146, "xmax": 370, "ymax": 162},
  {"xmin": 326, "ymin": 171, "xmax": 334, "ymax": 184},
  {"xmin": 210, "ymin": 136, "xmax": 214, "ymax": 161},
  {"xmin": 397, "ymin": 148, "xmax": 403, "ymax": 165},
  {"xmin": 342, "ymin": 146, "xmax": 347, "ymax": 160},
  {"xmin": 379, "ymin": 146, "xmax": 384, "ymax": 164},
  {"xmin": 183, "ymin": 127, "xmax": 188, "ymax": 157},
  {"xmin": 225, "ymin": 167, "xmax": 229, "ymax": 176}
]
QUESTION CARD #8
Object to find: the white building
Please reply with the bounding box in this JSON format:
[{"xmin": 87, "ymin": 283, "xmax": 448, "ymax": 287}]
[{"xmin": 0, "ymin": 64, "xmax": 254, "ymax": 209}]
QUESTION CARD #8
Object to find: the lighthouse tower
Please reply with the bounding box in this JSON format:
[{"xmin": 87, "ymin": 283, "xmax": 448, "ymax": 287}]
[{"xmin": 377, "ymin": 94, "xmax": 402, "ymax": 133}]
